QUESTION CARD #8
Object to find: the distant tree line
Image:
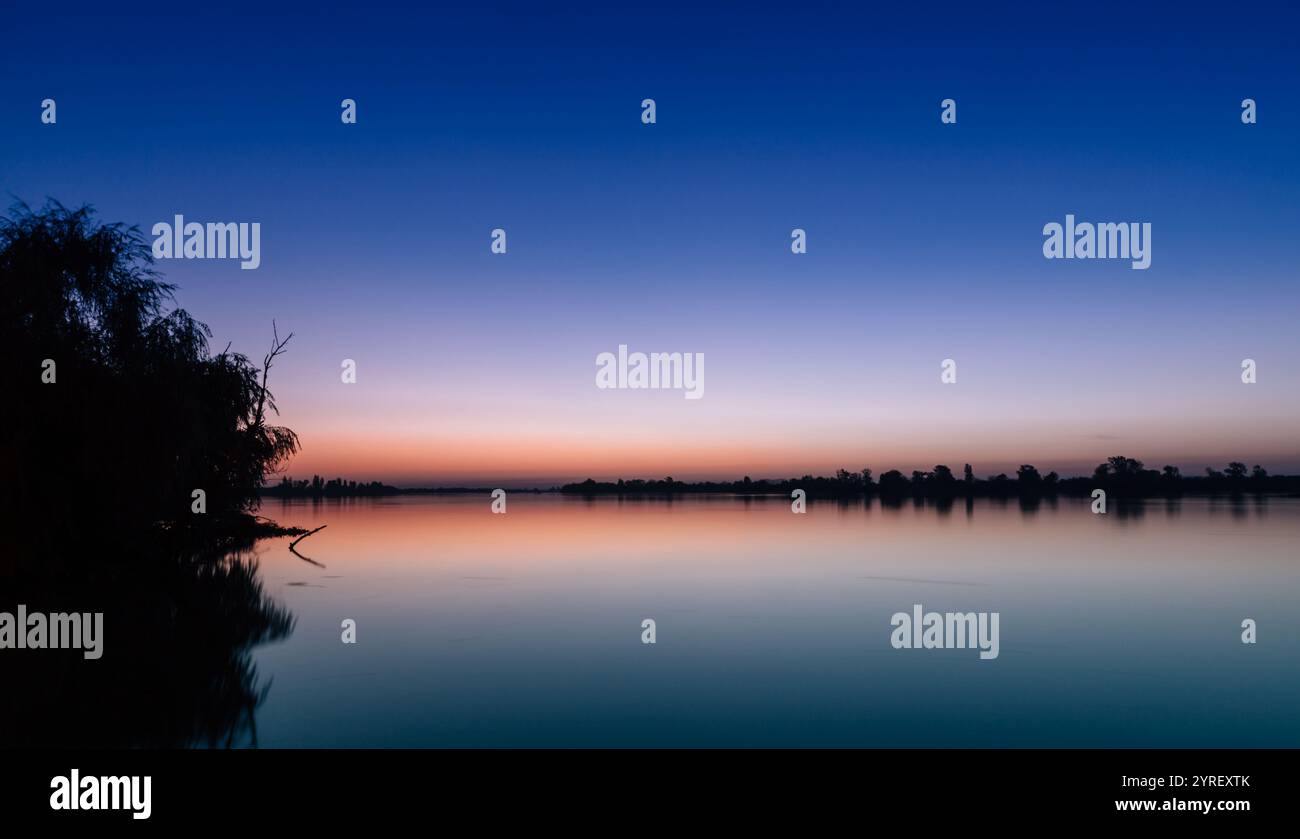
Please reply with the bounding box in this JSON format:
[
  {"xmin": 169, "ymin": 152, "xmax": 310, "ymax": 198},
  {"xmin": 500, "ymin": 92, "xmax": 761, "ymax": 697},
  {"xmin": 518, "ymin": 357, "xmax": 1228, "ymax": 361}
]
[
  {"xmin": 560, "ymin": 457, "xmax": 1300, "ymax": 499},
  {"xmin": 264, "ymin": 475, "xmax": 398, "ymax": 497},
  {"xmin": 260, "ymin": 477, "xmax": 546, "ymax": 497}
]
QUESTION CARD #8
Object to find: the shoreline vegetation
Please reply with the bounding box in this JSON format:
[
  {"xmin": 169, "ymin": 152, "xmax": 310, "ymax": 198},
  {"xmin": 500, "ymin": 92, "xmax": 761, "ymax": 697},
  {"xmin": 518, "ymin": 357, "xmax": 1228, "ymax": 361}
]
[
  {"xmin": 4, "ymin": 202, "xmax": 303, "ymax": 565},
  {"xmin": 3, "ymin": 201, "xmax": 302, "ymax": 746},
  {"xmin": 264, "ymin": 476, "xmax": 543, "ymax": 498},
  {"xmin": 262, "ymin": 458, "xmax": 1300, "ymax": 500}
]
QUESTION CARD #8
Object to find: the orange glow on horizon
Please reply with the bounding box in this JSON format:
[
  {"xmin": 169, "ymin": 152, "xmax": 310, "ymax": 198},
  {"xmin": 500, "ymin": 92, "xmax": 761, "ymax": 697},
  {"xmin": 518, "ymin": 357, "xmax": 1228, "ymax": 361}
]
[{"xmin": 277, "ymin": 425, "xmax": 1300, "ymax": 486}]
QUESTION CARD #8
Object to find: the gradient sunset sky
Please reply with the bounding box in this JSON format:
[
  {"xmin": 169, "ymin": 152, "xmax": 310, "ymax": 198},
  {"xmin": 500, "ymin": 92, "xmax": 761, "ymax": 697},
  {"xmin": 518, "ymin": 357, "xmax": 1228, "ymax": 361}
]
[{"xmin": 4, "ymin": 2, "xmax": 1299, "ymax": 485}]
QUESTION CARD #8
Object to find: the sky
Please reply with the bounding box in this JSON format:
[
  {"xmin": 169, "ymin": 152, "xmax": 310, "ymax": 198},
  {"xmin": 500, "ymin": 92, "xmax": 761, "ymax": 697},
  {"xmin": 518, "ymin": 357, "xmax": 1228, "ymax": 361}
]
[{"xmin": 3, "ymin": 1, "xmax": 1299, "ymax": 485}]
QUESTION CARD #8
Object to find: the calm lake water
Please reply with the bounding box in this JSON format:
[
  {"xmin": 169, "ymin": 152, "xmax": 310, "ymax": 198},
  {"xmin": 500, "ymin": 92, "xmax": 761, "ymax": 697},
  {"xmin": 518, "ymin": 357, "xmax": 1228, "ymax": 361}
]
[{"xmin": 248, "ymin": 494, "xmax": 1300, "ymax": 747}]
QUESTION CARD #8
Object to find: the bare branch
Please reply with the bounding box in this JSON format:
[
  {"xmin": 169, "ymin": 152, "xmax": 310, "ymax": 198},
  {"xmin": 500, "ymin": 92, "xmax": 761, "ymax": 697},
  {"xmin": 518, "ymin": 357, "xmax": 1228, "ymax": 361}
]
[
  {"xmin": 288, "ymin": 524, "xmax": 327, "ymax": 567},
  {"xmin": 254, "ymin": 319, "xmax": 293, "ymax": 428}
]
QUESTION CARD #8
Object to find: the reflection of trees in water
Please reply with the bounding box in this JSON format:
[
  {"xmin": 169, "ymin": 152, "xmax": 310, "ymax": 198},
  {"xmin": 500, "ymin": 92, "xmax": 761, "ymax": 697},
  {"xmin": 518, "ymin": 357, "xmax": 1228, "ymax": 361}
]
[{"xmin": 0, "ymin": 539, "xmax": 293, "ymax": 748}]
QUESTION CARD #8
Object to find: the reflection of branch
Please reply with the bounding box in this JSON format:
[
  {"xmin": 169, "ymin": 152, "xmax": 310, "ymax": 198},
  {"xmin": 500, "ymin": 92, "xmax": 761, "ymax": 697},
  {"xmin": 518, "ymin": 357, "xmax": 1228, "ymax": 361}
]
[{"xmin": 289, "ymin": 525, "xmax": 327, "ymax": 567}]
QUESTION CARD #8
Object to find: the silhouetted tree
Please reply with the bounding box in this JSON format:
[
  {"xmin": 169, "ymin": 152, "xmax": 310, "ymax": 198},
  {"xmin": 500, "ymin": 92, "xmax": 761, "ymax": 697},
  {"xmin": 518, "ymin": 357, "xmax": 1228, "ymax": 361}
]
[
  {"xmin": 878, "ymin": 470, "xmax": 908, "ymax": 495},
  {"xmin": 1, "ymin": 201, "xmax": 298, "ymax": 565},
  {"xmin": 927, "ymin": 465, "xmax": 956, "ymax": 497},
  {"xmin": 2, "ymin": 201, "xmax": 302, "ymax": 746},
  {"xmin": 1096, "ymin": 456, "xmax": 1144, "ymax": 480}
]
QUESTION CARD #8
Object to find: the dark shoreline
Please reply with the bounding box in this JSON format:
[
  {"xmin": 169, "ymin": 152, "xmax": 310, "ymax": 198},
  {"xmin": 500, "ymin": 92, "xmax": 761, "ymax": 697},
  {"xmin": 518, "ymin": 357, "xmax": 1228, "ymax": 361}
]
[{"xmin": 260, "ymin": 473, "xmax": 1300, "ymax": 501}]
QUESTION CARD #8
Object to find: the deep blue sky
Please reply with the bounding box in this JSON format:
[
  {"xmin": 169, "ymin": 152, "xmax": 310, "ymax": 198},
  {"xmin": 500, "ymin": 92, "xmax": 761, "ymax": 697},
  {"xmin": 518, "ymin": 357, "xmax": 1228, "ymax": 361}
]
[{"xmin": 4, "ymin": 2, "xmax": 1299, "ymax": 483}]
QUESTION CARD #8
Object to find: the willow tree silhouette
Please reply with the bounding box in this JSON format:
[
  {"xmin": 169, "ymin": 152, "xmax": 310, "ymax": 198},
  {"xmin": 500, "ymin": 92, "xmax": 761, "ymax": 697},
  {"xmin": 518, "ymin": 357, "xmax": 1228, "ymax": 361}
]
[
  {"xmin": 1, "ymin": 201, "xmax": 301, "ymax": 747},
  {"xmin": 1, "ymin": 201, "xmax": 299, "ymax": 568}
]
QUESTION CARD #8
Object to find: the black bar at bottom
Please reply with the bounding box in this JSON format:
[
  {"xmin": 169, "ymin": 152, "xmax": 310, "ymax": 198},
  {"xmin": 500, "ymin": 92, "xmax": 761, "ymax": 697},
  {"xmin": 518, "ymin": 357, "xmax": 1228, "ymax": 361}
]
[{"xmin": 0, "ymin": 749, "xmax": 1284, "ymax": 825}]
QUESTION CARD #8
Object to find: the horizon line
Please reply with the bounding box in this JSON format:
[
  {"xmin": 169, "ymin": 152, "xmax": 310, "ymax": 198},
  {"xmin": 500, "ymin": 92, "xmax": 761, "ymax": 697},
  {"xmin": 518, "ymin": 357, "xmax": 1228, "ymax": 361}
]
[{"xmin": 266, "ymin": 458, "xmax": 1297, "ymax": 492}]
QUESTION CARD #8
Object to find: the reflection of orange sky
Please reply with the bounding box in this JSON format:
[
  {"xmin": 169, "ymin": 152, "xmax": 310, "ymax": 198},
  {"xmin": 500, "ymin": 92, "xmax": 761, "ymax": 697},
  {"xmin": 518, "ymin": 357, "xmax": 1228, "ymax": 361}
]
[{"xmin": 258, "ymin": 495, "xmax": 1299, "ymax": 582}]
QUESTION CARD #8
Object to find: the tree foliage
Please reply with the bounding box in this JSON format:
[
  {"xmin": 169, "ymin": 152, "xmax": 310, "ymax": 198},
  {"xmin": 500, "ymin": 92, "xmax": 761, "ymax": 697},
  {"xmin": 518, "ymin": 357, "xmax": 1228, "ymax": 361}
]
[{"xmin": 1, "ymin": 201, "xmax": 297, "ymax": 561}]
